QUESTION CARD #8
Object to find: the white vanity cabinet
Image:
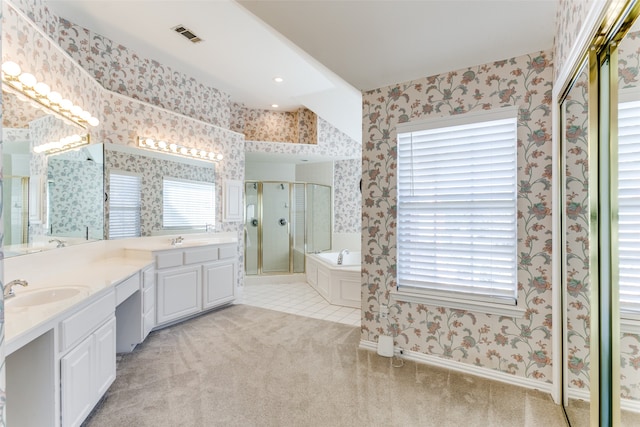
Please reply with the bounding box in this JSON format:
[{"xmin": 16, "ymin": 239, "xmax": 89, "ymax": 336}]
[
  {"xmin": 203, "ymin": 250, "xmax": 237, "ymax": 309},
  {"xmin": 156, "ymin": 264, "xmax": 202, "ymax": 324},
  {"xmin": 155, "ymin": 243, "xmax": 236, "ymax": 327},
  {"xmin": 59, "ymin": 290, "xmax": 116, "ymax": 427}
]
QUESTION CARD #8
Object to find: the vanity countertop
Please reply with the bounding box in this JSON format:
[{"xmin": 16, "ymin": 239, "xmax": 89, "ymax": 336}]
[
  {"xmin": 4, "ymin": 254, "xmax": 153, "ymax": 355},
  {"xmin": 4, "ymin": 234, "xmax": 238, "ymax": 355}
]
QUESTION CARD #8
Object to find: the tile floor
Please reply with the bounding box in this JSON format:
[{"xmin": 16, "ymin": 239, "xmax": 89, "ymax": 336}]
[{"xmin": 239, "ymin": 280, "xmax": 361, "ymax": 326}]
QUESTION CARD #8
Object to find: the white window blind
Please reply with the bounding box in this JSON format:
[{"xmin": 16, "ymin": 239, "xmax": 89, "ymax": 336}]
[
  {"xmin": 163, "ymin": 177, "xmax": 215, "ymax": 228},
  {"xmin": 397, "ymin": 109, "xmax": 518, "ymax": 304},
  {"xmin": 109, "ymin": 172, "xmax": 141, "ymax": 239},
  {"xmin": 618, "ymin": 100, "xmax": 640, "ymax": 314}
]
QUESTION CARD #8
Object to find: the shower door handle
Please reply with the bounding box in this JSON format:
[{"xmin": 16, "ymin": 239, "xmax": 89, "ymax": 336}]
[
  {"xmin": 278, "ymin": 218, "xmax": 287, "ymax": 226},
  {"xmin": 251, "ymin": 218, "xmax": 259, "ymax": 227}
]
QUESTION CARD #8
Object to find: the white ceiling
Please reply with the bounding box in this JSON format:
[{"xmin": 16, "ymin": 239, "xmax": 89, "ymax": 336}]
[{"xmin": 47, "ymin": 0, "xmax": 558, "ymax": 145}]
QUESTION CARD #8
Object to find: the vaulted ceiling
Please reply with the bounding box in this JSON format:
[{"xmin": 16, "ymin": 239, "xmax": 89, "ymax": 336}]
[{"xmin": 47, "ymin": 0, "xmax": 558, "ymax": 143}]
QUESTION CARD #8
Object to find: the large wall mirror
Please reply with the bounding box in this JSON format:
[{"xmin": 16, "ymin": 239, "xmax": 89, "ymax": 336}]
[
  {"xmin": 2, "ymin": 89, "xmax": 105, "ymax": 257},
  {"xmin": 104, "ymin": 145, "xmax": 217, "ymax": 239}
]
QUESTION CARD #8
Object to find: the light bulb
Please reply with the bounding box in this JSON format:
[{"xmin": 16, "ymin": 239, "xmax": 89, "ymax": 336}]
[
  {"xmin": 71, "ymin": 105, "xmax": 83, "ymax": 116},
  {"xmin": 18, "ymin": 72, "xmax": 37, "ymax": 87},
  {"xmin": 179, "ymin": 147, "xmax": 188, "ymax": 155},
  {"xmin": 190, "ymin": 148, "xmax": 198, "ymax": 156},
  {"xmin": 199, "ymin": 150, "xmax": 207, "ymax": 157},
  {"xmin": 33, "ymin": 145, "xmax": 45, "ymax": 154},
  {"xmin": 88, "ymin": 117, "xmax": 100, "ymax": 127},
  {"xmin": 2, "ymin": 61, "xmax": 21, "ymax": 77},
  {"xmin": 34, "ymin": 82, "xmax": 50, "ymax": 96},
  {"xmin": 147, "ymin": 139, "xmax": 156, "ymax": 149},
  {"xmin": 47, "ymin": 91, "xmax": 62, "ymax": 104},
  {"xmin": 169, "ymin": 143, "xmax": 178, "ymax": 152},
  {"xmin": 158, "ymin": 141, "xmax": 167, "ymax": 149},
  {"xmin": 216, "ymin": 153, "xmax": 224, "ymax": 161},
  {"xmin": 80, "ymin": 111, "xmax": 92, "ymax": 121},
  {"xmin": 60, "ymin": 99, "xmax": 73, "ymax": 110}
]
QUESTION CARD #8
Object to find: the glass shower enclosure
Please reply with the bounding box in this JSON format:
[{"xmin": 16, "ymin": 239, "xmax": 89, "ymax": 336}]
[{"xmin": 244, "ymin": 181, "xmax": 331, "ymax": 275}]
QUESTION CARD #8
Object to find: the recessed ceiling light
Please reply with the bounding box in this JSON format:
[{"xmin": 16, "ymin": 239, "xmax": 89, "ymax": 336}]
[
  {"xmin": 271, "ymin": 104, "xmax": 279, "ymax": 108},
  {"xmin": 273, "ymin": 77, "xmax": 284, "ymax": 83}
]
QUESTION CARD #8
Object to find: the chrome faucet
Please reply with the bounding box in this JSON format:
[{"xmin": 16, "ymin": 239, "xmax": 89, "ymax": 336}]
[
  {"xmin": 337, "ymin": 249, "xmax": 350, "ymax": 265},
  {"xmin": 4, "ymin": 279, "xmax": 28, "ymax": 298},
  {"xmin": 49, "ymin": 238, "xmax": 67, "ymax": 248}
]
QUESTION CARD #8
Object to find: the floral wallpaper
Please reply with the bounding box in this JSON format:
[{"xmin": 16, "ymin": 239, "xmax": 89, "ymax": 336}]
[
  {"xmin": 1, "ymin": 90, "xmax": 46, "ymax": 128},
  {"xmin": 230, "ymin": 103, "xmax": 319, "ymax": 144},
  {"xmin": 554, "ymin": 0, "xmax": 594, "ymax": 81},
  {"xmin": 334, "ymin": 159, "xmax": 361, "ymax": 234},
  {"xmin": 55, "ymin": 20, "xmax": 231, "ymax": 129},
  {"xmin": 297, "ymin": 107, "xmax": 317, "ymax": 145},
  {"xmin": 105, "ymin": 149, "xmax": 214, "ymax": 236},
  {"xmin": 48, "ymin": 156, "xmax": 103, "ymax": 239},
  {"xmin": 2, "ymin": 127, "xmax": 28, "ymax": 143},
  {"xmin": 362, "ymin": 51, "xmax": 554, "ymax": 382},
  {"xmin": 563, "ymin": 66, "xmax": 590, "ymax": 395}
]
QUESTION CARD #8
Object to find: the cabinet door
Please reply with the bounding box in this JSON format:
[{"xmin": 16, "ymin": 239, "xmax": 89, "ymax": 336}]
[
  {"xmin": 156, "ymin": 265, "xmax": 201, "ymax": 324},
  {"xmin": 202, "ymin": 261, "xmax": 236, "ymax": 309},
  {"xmin": 61, "ymin": 336, "xmax": 93, "ymax": 427},
  {"xmin": 94, "ymin": 317, "xmax": 116, "ymax": 397}
]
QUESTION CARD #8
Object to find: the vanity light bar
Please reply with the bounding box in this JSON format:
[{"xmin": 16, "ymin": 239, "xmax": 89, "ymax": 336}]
[
  {"xmin": 33, "ymin": 134, "xmax": 90, "ymax": 155},
  {"xmin": 137, "ymin": 137, "xmax": 224, "ymax": 162},
  {"xmin": 1, "ymin": 61, "xmax": 100, "ymax": 128}
]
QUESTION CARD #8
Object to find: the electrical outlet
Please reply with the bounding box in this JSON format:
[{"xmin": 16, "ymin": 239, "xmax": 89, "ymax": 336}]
[{"xmin": 380, "ymin": 304, "xmax": 389, "ymax": 319}]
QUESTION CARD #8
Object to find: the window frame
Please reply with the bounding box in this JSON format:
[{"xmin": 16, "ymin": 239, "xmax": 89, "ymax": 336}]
[{"xmin": 392, "ymin": 106, "xmax": 525, "ymax": 318}]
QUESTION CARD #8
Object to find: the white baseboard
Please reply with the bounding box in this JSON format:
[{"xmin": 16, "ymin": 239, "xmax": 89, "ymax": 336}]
[
  {"xmin": 359, "ymin": 339, "xmax": 552, "ymax": 394},
  {"xmin": 567, "ymin": 387, "xmax": 640, "ymax": 414}
]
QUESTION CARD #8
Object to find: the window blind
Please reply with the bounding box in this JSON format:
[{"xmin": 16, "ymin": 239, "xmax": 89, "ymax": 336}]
[
  {"xmin": 163, "ymin": 177, "xmax": 215, "ymax": 228},
  {"xmin": 109, "ymin": 172, "xmax": 141, "ymax": 239},
  {"xmin": 397, "ymin": 112, "xmax": 518, "ymax": 304},
  {"xmin": 618, "ymin": 100, "xmax": 640, "ymax": 314}
]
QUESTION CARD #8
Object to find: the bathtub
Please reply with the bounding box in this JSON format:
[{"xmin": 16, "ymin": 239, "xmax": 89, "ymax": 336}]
[{"xmin": 306, "ymin": 251, "xmax": 361, "ymax": 308}]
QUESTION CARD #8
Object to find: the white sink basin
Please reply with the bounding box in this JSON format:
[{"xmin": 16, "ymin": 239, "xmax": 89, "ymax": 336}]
[{"xmin": 6, "ymin": 287, "xmax": 87, "ymax": 308}]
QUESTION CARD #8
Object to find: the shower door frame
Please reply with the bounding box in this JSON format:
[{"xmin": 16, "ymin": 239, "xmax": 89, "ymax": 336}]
[{"xmin": 244, "ymin": 181, "xmax": 298, "ymax": 276}]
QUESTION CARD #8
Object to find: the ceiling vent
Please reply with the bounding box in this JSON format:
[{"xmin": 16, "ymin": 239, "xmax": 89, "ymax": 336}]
[{"xmin": 172, "ymin": 25, "xmax": 203, "ymax": 43}]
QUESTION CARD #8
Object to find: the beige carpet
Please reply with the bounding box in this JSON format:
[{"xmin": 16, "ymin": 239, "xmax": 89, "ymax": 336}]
[{"xmin": 84, "ymin": 305, "xmax": 567, "ymax": 427}]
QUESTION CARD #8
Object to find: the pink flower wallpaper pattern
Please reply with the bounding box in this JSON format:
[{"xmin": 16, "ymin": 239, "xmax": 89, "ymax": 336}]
[
  {"xmin": 230, "ymin": 103, "xmax": 318, "ymax": 144},
  {"xmin": 55, "ymin": 16, "xmax": 231, "ymax": 129},
  {"xmin": 362, "ymin": 51, "xmax": 555, "ymax": 382},
  {"xmin": 334, "ymin": 159, "xmax": 361, "ymax": 234}
]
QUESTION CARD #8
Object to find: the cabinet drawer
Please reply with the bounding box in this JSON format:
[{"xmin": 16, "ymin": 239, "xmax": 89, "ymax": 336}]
[
  {"xmin": 156, "ymin": 251, "xmax": 183, "ymax": 269},
  {"xmin": 183, "ymin": 247, "xmax": 218, "ymax": 264},
  {"xmin": 218, "ymin": 244, "xmax": 235, "ymax": 260},
  {"xmin": 60, "ymin": 290, "xmax": 115, "ymax": 353},
  {"xmin": 143, "ymin": 285, "xmax": 155, "ymax": 314},
  {"xmin": 116, "ymin": 274, "xmax": 139, "ymax": 306}
]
